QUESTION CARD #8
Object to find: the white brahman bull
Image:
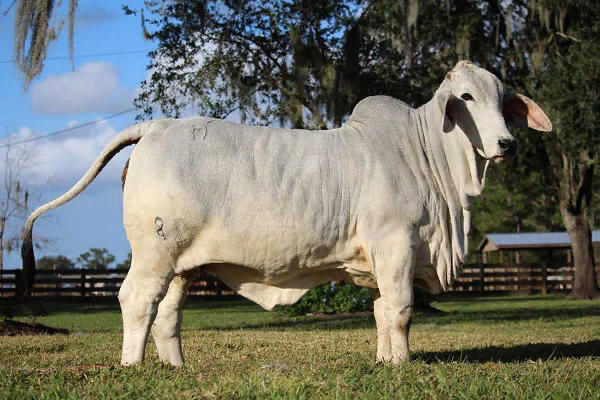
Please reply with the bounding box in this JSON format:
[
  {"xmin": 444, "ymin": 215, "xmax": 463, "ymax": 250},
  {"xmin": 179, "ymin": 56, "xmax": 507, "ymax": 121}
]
[{"xmin": 21, "ymin": 61, "xmax": 551, "ymax": 366}]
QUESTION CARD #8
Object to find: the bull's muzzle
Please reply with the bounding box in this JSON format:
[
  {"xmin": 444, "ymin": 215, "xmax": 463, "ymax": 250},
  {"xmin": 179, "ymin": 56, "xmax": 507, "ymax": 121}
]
[{"xmin": 497, "ymin": 138, "xmax": 517, "ymax": 161}]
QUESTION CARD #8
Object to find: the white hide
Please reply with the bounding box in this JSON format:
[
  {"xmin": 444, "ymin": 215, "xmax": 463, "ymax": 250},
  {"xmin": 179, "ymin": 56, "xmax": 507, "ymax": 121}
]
[
  {"xmin": 22, "ymin": 61, "xmax": 552, "ymax": 366},
  {"xmin": 122, "ymin": 100, "xmax": 462, "ymax": 306},
  {"xmin": 120, "ymin": 63, "xmax": 517, "ymax": 302}
]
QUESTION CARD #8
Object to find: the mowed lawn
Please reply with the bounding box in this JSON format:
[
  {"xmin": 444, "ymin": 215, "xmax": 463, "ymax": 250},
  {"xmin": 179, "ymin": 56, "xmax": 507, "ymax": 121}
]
[{"xmin": 1, "ymin": 294, "xmax": 599, "ymax": 399}]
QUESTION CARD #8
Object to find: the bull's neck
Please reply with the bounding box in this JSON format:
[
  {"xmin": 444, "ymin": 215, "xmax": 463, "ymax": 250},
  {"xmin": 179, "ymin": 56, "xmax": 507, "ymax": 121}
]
[{"xmin": 414, "ymin": 98, "xmax": 489, "ymax": 211}]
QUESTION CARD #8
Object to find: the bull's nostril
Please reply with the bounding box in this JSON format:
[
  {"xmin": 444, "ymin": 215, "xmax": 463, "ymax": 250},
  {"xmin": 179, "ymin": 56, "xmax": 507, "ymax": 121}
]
[{"xmin": 498, "ymin": 139, "xmax": 517, "ymax": 155}]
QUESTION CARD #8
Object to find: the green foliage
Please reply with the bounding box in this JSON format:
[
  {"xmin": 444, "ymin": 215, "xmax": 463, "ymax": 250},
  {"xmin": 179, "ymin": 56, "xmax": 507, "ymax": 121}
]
[
  {"xmin": 76, "ymin": 248, "xmax": 116, "ymax": 270},
  {"xmin": 132, "ymin": 0, "xmax": 360, "ymax": 128},
  {"xmin": 488, "ymin": 2, "xmax": 600, "ymax": 297},
  {"xmin": 470, "ymin": 164, "xmax": 564, "ymax": 256},
  {"xmin": 535, "ymin": 26, "xmax": 600, "ymax": 160},
  {"xmin": 116, "ymin": 251, "xmax": 132, "ymax": 269},
  {"xmin": 279, "ymin": 283, "xmax": 373, "ymax": 316},
  {"xmin": 36, "ymin": 255, "xmax": 74, "ymax": 270},
  {"xmin": 495, "ymin": 1, "xmax": 600, "ymax": 204},
  {"xmin": 0, "ymin": 298, "xmax": 48, "ymax": 324},
  {"xmin": 132, "ymin": 0, "xmax": 508, "ymax": 127}
]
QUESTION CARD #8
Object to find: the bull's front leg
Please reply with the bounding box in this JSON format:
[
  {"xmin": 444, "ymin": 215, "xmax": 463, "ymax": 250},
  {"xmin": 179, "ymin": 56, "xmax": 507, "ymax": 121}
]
[
  {"xmin": 374, "ymin": 241, "xmax": 416, "ymax": 364},
  {"xmin": 372, "ymin": 288, "xmax": 392, "ymax": 362}
]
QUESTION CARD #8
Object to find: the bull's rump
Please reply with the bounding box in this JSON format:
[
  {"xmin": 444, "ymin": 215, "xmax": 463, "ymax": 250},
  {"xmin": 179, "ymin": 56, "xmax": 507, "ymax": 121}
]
[{"xmin": 122, "ymin": 118, "xmax": 372, "ymax": 282}]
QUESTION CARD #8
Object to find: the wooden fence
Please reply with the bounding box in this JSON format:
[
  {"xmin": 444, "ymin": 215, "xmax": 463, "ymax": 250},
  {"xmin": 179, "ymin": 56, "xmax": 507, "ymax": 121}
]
[
  {"xmin": 1, "ymin": 263, "xmax": 599, "ymax": 297},
  {"xmin": 0, "ymin": 269, "xmax": 235, "ymax": 298},
  {"xmin": 446, "ymin": 263, "xmax": 600, "ymax": 294}
]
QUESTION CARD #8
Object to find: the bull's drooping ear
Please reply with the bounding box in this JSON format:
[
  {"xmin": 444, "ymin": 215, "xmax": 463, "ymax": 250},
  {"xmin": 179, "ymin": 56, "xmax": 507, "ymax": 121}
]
[
  {"xmin": 503, "ymin": 92, "xmax": 552, "ymax": 132},
  {"xmin": 436, "ymin": 75, "xmax": 456, "ymax": 133}
]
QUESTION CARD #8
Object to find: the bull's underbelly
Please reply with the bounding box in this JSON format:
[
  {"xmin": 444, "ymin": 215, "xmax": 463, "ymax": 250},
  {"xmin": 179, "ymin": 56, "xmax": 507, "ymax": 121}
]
[
  {"xmin": 204, "ymin": 258, "xmax": 376, "ymax": 287},
  {"xmin": 188, "ymin": 232, "xmax": 374, "ymax": 286},
  {"xmin": 190, "ymin": 225, "xmax": 436, "ymax": 293},
  {"xmin": 198, "ymin": 247, "xmax": 376, "ymax": 310}
]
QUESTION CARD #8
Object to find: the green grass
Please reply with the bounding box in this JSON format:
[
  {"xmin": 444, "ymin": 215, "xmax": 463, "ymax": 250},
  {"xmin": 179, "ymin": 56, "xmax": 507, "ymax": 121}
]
[{"xmin": 1, "ymin": 294, "xmax": 599, "ymax": 399}]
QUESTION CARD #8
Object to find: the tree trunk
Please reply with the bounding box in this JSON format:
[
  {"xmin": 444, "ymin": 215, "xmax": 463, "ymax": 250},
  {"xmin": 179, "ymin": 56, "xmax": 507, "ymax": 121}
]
[
  {"xmin": 562, "ymin": 209, "xmax": 600, "ymax": 299},
  {"xmin": 0, "ymin": 216, "xmax": 5, "ymax": 271},
  {"xmin": 0, "ymin": 233, "xmax": 3, "ymax": 292}
]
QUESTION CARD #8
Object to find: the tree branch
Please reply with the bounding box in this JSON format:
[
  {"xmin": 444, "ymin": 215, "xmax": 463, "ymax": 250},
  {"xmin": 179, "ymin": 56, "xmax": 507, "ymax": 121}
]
[
  {"xmin": 574, "ymin": 153, "xmax": 595, "ymax": 215},
  {"xmin": 301, "ymin": 98, "xmax": 328, "ymax": 130},
  {"xmin": 554, "ymin": 31, "xmax": 581, "ymax": 43},
  {"xmin": 537, "ymin": 135, "xmax": 563, "ymax": 198},
  {"xmin": 561, "ymin": 152, "xmax": 574, "ymax": 210}
]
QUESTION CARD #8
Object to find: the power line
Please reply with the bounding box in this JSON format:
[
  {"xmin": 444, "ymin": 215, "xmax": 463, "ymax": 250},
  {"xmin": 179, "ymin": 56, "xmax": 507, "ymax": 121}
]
[
  {"xmin": 1, "ymin": 108, "xmax": 137, "ymax": 149},
  {"xmin": 0, "ymin": 50, "xmax": 148, "ymax": 65}
]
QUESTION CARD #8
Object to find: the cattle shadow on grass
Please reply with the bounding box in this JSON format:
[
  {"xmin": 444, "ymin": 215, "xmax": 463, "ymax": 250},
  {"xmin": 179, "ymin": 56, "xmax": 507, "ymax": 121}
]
[
  {"xmin": 436, "ymin": 293, "xmax": 569, "ymax": 303},
  {"xmin": 192, "ymin": 313, "xmax": 376, "ymax": 332},
  {"xmin": 415, "ymin": 306, "xmax": 600, "ymax": 325},
  {"xmin": 24, "ymin": 298, "xmax": 250, "ymax": 315},
  {"xmin": 187, "ymin": 304, "xmax": 600, "ymax": 332},
  {"xmin": 415, "ymin": 340, "xmax": 600, "ymax": 364}
]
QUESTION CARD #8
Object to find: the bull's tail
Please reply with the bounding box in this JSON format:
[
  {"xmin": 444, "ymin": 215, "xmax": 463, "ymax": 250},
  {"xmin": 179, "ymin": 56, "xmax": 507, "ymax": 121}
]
[{"xmin": 20, "ymin": 121, "xmax": 154, "ymax": 297}]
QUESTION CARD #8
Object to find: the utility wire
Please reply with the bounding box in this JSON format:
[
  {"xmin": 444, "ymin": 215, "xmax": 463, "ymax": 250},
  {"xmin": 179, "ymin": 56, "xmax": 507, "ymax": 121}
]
[
  {"xmin": 0, "ymin": 50, "xmax": 148, "ymax": 64},
  {"xmin": 1, "ymin": 108, "xmax": 137, "ymax": 149}
]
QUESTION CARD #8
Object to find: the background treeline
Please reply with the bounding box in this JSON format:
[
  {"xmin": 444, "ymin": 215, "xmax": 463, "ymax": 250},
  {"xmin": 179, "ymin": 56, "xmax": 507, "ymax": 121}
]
[{"xmin": 36, "ymin": 249, "xmax": 131, "ymax": 271}]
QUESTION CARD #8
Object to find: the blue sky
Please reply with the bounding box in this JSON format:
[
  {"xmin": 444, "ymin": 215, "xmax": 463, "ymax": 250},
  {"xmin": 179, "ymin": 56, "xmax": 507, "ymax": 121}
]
[{"xmin": 0, "ymin": 1, "xmax": 162, "ymax": 268}]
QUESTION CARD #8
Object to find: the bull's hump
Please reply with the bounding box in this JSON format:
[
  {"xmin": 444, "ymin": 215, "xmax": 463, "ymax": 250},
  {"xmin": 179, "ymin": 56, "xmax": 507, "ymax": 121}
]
[{"xmin": 349, "ymin": 96, "xmax": 411, "ymax": 124}]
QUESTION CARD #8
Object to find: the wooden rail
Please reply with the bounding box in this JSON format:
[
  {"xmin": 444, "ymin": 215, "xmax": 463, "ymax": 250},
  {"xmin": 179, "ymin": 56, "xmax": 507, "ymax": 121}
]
[
  {"xmin": 447, "ymin": 263, "xmax": 600, "ymax": 294},
  {"xmin": 0, "ymin": 268, "xmax": 236, "ymax": 298},
  {"xmin": 0, "ymin": 263, "xmax": 598, "ymax": 297}
]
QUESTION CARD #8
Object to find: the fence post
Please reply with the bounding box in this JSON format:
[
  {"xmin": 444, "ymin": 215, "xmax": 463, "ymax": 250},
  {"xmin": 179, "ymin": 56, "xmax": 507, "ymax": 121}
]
[
  {"xmin": 15, "ymin": 271, "xmax": 24, "ymax": 296},
  {"xmin": 479, "ymin": 263, "xmax": 485, "ymax": 293},
  {"xmin": 81, "ymin": 270, "xmax": 86, "ymax": 298},
  {"xmin": 541, "ymin": 263, "xmax": 548, "ymax": 295}
]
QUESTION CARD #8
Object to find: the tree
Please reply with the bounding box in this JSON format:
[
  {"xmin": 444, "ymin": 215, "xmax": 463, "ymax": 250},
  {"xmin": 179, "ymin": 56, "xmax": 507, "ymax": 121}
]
[
  {"xmin": 531, "ymin": 22, "xmax": 600, "ymax": 299},
  {"xmin": 0, "ymin": 135, "xmax": 52, "ymax": 273},
  {"xmin": 116, "ymin": 251, "xmax": 132, "ymax": 269},
  {"xmin": 131, "ymin": 0, "xmax": 514, "ymax": 126},
  {"xmin": 131, "ymin": 0, "xmax": 361, "ymax": 128},
  {"xmin": 37, "ymin": 255, "xmax": 74, "ymax": 270},
  {"xmin": 76, "ymin": 248, "xmax": 116, "ymax": 270},
  {"xmin": 474, "ymin": 1, "xmax": 600, "ymax": 299}
]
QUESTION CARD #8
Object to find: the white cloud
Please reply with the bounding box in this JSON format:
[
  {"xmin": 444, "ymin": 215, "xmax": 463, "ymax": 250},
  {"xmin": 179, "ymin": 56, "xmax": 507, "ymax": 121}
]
[
  {"xmin": 76, "ymin": 6, "xmax": 120, "ymax": 25},
  {"xmin": 30, "ymin": 62, "xmax": 137, "ymax": 115},
  {"xmin": 1, "ymin": 120, "xmax": 133, "ymax": 188}
]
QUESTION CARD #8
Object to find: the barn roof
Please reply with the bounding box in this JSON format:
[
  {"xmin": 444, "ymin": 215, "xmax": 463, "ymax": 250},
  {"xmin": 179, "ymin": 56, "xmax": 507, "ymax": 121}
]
[{"xmin": 478, "ymin": 231, "xmax": 600, "ymax": 252}]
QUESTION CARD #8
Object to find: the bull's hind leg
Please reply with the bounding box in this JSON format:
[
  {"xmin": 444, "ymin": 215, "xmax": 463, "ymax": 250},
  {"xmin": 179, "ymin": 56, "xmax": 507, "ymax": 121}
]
[
  {"xmin": 151, "ymin": 271, "xmax": 197, "ymax": 366},
  {"xmin": 118, "ymin": 254, "xmax": 174, "ymax": 366}
]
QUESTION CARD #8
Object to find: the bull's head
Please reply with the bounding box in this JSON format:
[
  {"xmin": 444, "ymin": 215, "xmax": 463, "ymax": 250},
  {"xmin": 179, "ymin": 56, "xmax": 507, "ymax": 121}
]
[{"xmin": 438, "ymin": 61, "xmax": 552, "ymax": 163}]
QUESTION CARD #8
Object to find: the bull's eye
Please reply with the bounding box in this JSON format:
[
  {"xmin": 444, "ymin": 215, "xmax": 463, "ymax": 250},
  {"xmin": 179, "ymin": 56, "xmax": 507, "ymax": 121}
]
[{"xmin": 461, "ymin": 93, "xmax": 474, "ymax": 101}]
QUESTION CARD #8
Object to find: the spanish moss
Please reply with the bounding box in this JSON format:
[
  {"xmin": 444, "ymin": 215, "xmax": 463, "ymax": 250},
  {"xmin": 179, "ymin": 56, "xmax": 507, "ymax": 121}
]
[{"xmin": 12, "ymin": 0, "xmax": 78, "ymax": 90}]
